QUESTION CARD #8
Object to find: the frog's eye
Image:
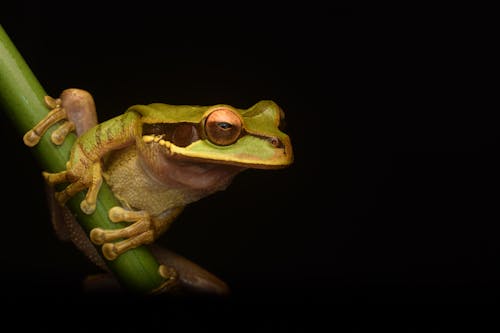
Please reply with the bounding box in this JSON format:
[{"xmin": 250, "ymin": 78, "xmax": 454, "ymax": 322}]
[{"xmin": 205, "ymin": 108, "xmax": 242, "ymax": 146}]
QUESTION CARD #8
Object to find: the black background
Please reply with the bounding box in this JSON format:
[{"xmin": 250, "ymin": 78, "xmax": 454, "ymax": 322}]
[{"xmin": 0, "ymin": 4, "xmax": 498, "ymax": 330}]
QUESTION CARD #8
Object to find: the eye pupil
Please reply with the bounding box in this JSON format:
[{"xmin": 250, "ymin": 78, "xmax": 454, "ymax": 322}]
[{"xmin": 217, "ymin": 122, "xmax": 232, "ymax": 130}]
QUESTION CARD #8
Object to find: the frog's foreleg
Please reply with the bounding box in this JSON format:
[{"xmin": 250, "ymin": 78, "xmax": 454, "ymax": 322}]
[
  {"xmin": 43, "ymin": 160, "xmax": 104, "ymax": 214},
  {"xmin": 36, "ymin": 109, "xmax": 139, "ymax": 213},
  {"xmin": 90, "ymin": 206, "xmax": 184, "ymax": 260}
]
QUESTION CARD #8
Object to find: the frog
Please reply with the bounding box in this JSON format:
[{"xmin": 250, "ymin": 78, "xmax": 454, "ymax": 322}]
[{"xmin": 23, "ymin": 88, "xmax": 293, "ymax": 294}]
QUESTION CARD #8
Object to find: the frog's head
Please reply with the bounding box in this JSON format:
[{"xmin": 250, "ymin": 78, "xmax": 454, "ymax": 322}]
[{"xmin": 128, "ymin": 101, "xmax": 293, "ymax": 191}]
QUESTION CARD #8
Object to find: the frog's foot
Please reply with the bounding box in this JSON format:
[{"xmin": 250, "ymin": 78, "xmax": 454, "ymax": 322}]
[
  {"xmin": 90, "ymin": 207, "xmax": 156, "ymax": 261},
  {"xmin": 23, "ymin": 89, "xmax": 97, "ymax": 147},
  {"xmin": 149, "ymin": 244, "xmax": 230, "ymax": 295},
  {"xmin": 23, "ymin": 96, "xmax": 70, "ymax": 147},
  {"xmin": 42, "ymin": 160, "xmax": 103, "ymax": 214},
  {"xmin": 153, "ymin": 265, "xmax": 180, "ymax": 293}
]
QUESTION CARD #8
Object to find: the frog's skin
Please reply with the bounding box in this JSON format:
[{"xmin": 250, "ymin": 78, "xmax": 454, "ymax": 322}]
[{"xmin": 24, "ymin": 88, "xmax": 293, "ymax": 293}]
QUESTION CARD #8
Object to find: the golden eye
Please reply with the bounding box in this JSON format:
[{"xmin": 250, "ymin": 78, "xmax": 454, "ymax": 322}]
[{"xmin": 205, "ymin": 108, "xmax": 242, "ymax": 146}]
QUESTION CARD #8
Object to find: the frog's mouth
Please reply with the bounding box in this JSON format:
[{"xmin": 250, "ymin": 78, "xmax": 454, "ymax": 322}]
[
  {"xmin": 141, "ymin": 122, "xmax": 293, "ymax": 169},
  {"xmin": 138, "ymin": 131, "xmax": 244, "ymax": 191}
]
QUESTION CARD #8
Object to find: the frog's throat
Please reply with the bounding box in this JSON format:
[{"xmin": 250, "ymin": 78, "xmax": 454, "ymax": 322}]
[{"xmin": 137, "ymin": 138, "xmax": 243, "ymax": 191}]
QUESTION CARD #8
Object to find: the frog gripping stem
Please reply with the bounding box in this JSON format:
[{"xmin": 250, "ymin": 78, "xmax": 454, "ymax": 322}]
[
  {"xmin": 23, "ymin": 96, "xmax": 67, "ymax": 146},
  {"xmin": 23, "ymin": 89, "xmax": 104, "ymax": 214},
  {"xmin": 79, "ymin": 161, "xmax": 103, "ymax": 214},
  {"xmin": 42, "ymin": 160, "xmax": 103, "ymax": 215},
  {"xmin": 1, "ymin": 27, "xmax": 173, "ymax": 293},
  {"xmin": 24, "ymin": 89, "xmax": 97, "ymax": 147},
  {"xmin": 90, "ymin": 206, "xmax": 155, "ymax": 261}
]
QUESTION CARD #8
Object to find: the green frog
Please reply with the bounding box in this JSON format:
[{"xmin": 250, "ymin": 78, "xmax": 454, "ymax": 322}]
[{"xmin": 24, "ymin": 88, "xmax": 293, "ymax": 293}]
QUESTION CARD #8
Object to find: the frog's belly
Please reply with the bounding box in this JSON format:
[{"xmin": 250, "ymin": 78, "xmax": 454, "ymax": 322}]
[{"xmin": 103, "ymin": 146, "xmax": 203, "ymax": 216}]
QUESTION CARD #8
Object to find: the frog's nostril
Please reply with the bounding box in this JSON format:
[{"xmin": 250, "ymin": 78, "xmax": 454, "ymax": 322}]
[{"xmin": 268, "ymin": 137, "xmax": 282, "ymax": 148}]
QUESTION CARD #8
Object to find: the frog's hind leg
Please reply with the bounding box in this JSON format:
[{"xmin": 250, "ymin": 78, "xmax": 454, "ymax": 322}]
[
  {"xmin": 149, "ymin": 244, "xmax": 230, "ymax": 295},
  {"xmin": 82, "ymin": 245, "xmax": 230, "ymax": 295},
  {"xmin": 46, "ymin": 183, "xmax": 109, "ymax": 272},
  {"xmin": 58, "ymin": 88, "xmax": 97, "ymax": 136},
  {"xmin": 23, "ymin": 88, "xmax": 97, "ymax": 147}
]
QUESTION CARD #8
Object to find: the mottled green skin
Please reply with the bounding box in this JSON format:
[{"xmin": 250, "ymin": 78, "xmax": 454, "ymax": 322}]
[
  {"xmin": 74, "ymin": 101, "xmax": 293, "ymax": 169},
  {"xmin": 76, "ymin": 111, "xmax": 140, "ymax": 161}
]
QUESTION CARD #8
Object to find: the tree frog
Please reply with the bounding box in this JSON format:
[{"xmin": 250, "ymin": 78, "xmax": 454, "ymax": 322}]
[{"xmin": 23, "ymin": 88, "xmax": 293, "ymax": 293}]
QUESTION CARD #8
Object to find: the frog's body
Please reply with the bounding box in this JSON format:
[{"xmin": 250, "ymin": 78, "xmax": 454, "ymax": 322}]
[
  {"xmin": 24, "ymin": 88, "xmax": 293, "ymax": 294},
  {"xmin": 104, "ymin": 143, "xmax": 240, "ymax": 217},
  {"xmin": 105, "ymin": 145, "xmax": 200, "ymax": 216}
]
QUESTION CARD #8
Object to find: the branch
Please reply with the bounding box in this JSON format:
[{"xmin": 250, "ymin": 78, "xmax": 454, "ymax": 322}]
[{"xmin": 0, "ymin": 24, "xmax": 166, "ymax": 293}]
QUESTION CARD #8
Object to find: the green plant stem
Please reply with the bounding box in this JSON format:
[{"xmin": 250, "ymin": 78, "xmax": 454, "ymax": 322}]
[{"xmin": 0, "ymin": 24, "xmax": 165, "ymax": 293}]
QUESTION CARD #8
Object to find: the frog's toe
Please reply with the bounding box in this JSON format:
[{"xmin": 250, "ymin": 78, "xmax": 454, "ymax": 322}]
[
  {"xmin": 89, "ymin": 228, "xmax": 107, "ymax": 245},
  {"xmin": 42, "ymin": 170, "xmax": 70, "ymax": 185},
  {"xmin": 44, "ymin": 95, "xmax": 61, "ymax": 109},
  {"xmin": 158, "ymin": 264, "xmax": 178, "ymax": 281},
  {"xmin": 151, "ymin": 264, "xmax": 180, "ymax": 293},
  {"xmin": 108, "ymin": 206, "xmax": 150, "ymax": 223},
  {"xmin": 100, "ymin": 230, "xmax": 155, "ymax": 261},
  {"xmin": 23, "ymin": 129, "xmax": 43, "ymax": 147},
  {"xmin": 50, "ymin": 120, "xmax": 75, "ymax": 145},
  {"xmin": 54, "ymin": 181, "xmax": 87, "ymax": 206},
  {"xmin": 108, "ymin": 206, "xmax": 127, "ymax": 222},
  {"xmin": 78, "ymin": 162, "xmax": 103, "ymax": 214},
  {"xmin": 80, "ymin": 199, "xmax": 96, "ymax": 215},
  {"xmin": 102, "ymin": 243, "xmax": 120, "ymax": 261}
]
